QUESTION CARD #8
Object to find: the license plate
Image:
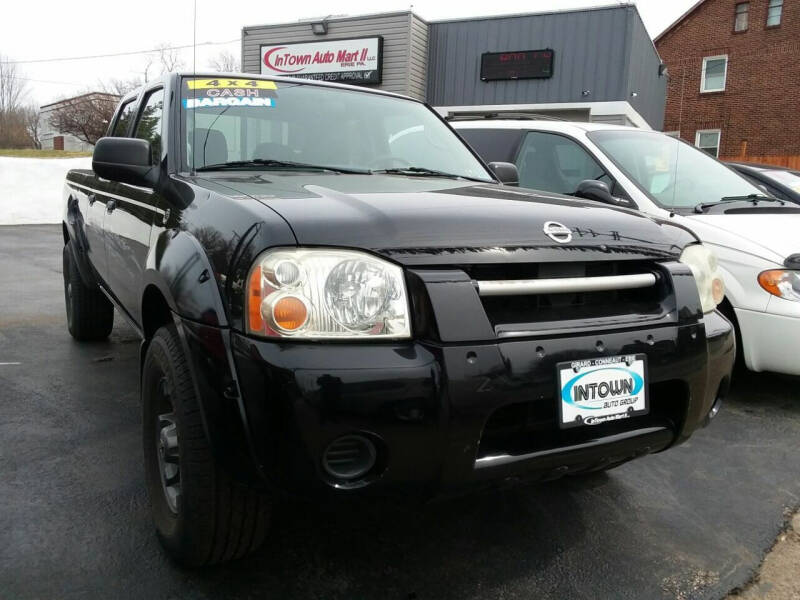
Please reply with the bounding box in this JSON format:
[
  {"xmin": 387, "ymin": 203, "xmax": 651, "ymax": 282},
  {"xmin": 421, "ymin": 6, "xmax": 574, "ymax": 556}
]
[{"xmin": 557, "ymin": 354, "xmax": 648, "ymax": 429}]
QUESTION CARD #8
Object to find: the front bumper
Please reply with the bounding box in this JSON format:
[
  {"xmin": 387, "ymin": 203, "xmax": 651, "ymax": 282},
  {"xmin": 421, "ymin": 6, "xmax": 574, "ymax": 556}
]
[
  {"xmin": 736, "ymin": 302, "xmax": 800, "ymax": 375},
  {"xmin": 228, "ymin": 310, "xmax": 734, "ymax": 498}
]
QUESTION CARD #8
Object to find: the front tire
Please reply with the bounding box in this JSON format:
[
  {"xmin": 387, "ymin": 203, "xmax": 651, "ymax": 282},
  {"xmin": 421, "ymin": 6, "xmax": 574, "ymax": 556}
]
[
  {"xmin": 62, "ymin": 244, "xmax": 114, "ymax": 341},
  {"xmin": 718, "ymin": 299, "xmax": 746, "ymax": 371},
  {"xmin": 142, "ymin": 325, "xmax": 271, "ymax": 566}
]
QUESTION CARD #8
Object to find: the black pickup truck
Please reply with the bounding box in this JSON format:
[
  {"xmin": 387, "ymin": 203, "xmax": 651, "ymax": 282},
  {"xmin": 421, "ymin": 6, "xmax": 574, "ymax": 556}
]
[{"xmin": 62, "ymin": 72, "xmax": 734, "ymax": 566}]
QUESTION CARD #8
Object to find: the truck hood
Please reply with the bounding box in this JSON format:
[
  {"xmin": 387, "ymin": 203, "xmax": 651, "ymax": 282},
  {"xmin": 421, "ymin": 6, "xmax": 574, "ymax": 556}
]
[
  {"xmin": 684, "ymin": 211, "xmax": 800, "ymax": 263},
  {"xmin": 193, "ymin": 173, "xmax": 696, "ymax": 265}
]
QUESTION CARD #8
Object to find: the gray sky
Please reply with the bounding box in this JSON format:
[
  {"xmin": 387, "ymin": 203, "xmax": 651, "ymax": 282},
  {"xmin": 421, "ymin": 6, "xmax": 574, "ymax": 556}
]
[{"xmin": 2, "ymin": 0, "xmax": 694, "ymax": 106}]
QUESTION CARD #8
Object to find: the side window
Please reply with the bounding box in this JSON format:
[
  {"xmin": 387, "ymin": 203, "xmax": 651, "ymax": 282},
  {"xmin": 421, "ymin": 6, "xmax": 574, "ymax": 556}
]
[
  {"xmin": 516, "ymin": 131, "xmax": 611, "ymax": 195},
  {"xmin": 134, "ymin": 88, "xmax": 164, "ymax": 164},
  {"xmin": 456, "ymin": 128, "xmax": 524, "ymax": 164},
  {"xmin": 111, "ymin": 101, "xmax": 136, "ymax": 137}
]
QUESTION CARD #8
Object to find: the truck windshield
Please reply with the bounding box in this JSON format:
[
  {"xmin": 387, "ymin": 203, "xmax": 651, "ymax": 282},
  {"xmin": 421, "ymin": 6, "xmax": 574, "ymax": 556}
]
[
  {"xmin": 180, "ymin": 77, "xmax": 493, "ymax": 181},
  {"xmin": 587, "ymin": 130, "xmax": 762, "ymax": 210}
]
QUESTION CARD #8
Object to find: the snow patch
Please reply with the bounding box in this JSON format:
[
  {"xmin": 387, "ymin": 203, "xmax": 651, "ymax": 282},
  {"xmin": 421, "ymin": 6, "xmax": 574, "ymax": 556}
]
[{"xmin": 0, "ymin": 156, "xmax": 92, "ymax": 225}]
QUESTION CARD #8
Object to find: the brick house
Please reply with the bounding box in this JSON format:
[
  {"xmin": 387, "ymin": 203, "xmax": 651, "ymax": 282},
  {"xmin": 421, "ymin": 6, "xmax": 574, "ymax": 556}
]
[{"xmin": 656, "ymin": 0, "xmax": 799, "ymax": 168}]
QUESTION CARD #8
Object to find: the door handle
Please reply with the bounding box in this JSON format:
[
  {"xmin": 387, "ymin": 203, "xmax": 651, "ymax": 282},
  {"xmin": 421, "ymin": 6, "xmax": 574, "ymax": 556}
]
[
  {"xmin": 106, "ymin": 199, "xmax": 117, "ymax": 213},
  {"xmin": 88, "ymin": 193, "xmax": 96, "ymax": 205}
]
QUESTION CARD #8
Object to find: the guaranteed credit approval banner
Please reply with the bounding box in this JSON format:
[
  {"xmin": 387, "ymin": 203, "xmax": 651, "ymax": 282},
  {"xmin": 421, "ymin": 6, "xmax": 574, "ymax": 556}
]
[{"xmin": 261, "ymin": 37, "xmax": 382, "ymax": 84}]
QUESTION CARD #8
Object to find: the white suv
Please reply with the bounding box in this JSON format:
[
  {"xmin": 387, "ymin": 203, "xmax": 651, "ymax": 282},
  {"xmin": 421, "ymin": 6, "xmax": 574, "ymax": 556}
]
[{"xmin": 453, "ymin": 119, "xmax": 800, "ymax": 376}]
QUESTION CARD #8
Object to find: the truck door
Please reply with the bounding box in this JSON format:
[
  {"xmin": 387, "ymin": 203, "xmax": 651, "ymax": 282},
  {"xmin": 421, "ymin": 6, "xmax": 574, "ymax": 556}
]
[
  {"xmin": 104, "ymin": 87, "xmax": 165, "ymax": 327},
  {"xmin": 85, "ymin": 98, "xmax": 137, "ymax": 286},
  {"xmin": 83, "ymin": 186, "xmax": 110, "ymax": 285}
]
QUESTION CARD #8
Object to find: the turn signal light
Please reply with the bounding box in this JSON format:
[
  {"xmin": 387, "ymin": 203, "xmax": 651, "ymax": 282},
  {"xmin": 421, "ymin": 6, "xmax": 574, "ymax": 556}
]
[
  {"xmin": 757, "ymin": 269, "xmax": 800, "ymax": 302},
  {"xmin": 758, "ymin": 270, "xmax": 784, "ymax": 297},
  {"xmin": 271, "ymin": 296, "xmax": 308, "ymax": 331},
  {"xmin": 248, "ymin": 266, "xmax": 264, "ymax": 333}
]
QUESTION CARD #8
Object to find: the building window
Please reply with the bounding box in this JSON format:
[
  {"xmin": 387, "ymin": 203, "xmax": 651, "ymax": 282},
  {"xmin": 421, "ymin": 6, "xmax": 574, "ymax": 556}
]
[
  {"xmin": 695, "ymin": 130, "xmax": 721, "ymax": 158},
  {"xmin": 734, "ymin": 2, "xmax": 749, "ymax": 31},
  {"xmin": 701, "ymin": 55, "xmax": 728, "ymax": 92},
  {"xmin": 767, "ymin": 0, "xmax": 783, "ymax": 26}
]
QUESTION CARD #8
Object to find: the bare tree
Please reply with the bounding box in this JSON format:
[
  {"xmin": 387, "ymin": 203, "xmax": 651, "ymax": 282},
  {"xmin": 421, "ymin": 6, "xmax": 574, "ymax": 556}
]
[
  {"xmin": 208, "ymin": 50, "xmax": 239, "ymax": 72},
  {"xmin": 100, "ymin": 76, "xmax": 143, "ymax": 96},
  {"xmin": 0, "ymin": 54, "xmax": 34, "ymax": 147},
  {"xmin": 23, "ymin": 105, "xmax": 41, "ymax": 149},
  {"xmin": 0, "ymin": 110, "xmax": 31, "ymax": 147},
  {"xmin": 0, "ymin": 54, "xmax": 27, "ymax": 114},
  {"xmin": 47, "ymin": 92, "xmax": 120, "ymax": 145},
  {"xmin": 140, "ymin": 54, "xmax": 155, "ymax": 84},
  {"xmin": 157, "ymin": 44, "xmax": 185, "ymax": 74}
]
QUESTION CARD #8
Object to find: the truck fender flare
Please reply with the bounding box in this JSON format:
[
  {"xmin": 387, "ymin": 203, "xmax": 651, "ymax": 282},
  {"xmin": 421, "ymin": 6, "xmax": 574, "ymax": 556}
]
[
  {"xmin": 62, "ymin": 196, "xmax": 98, "ymax": 289},
  {"xmin": 139, "ymin": 230, "xmax": 262, "ymax": 484},
  {"xmin": 141, "ymin": 228, "xmax": 228, "ymax": 328}
]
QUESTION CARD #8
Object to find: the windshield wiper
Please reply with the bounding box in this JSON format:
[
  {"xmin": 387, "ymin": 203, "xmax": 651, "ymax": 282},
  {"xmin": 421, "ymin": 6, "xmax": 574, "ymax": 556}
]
[
  {"xmin": 371, "ymin": 166, "xmax": 489, "ymax": 182},
  {"xmin": 195, "ymin": 159, "xmax": 369, "ymax": 174},
  {"xmin": 694, "ymin": 194, "xmax": 785, "ymax": 213}
]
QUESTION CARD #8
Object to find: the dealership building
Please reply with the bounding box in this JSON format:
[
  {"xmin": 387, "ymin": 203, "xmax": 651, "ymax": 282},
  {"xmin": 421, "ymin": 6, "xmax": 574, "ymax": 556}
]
[{"xmin": 242, "ymin": 5, "xmax": 667, "ymax": 129}]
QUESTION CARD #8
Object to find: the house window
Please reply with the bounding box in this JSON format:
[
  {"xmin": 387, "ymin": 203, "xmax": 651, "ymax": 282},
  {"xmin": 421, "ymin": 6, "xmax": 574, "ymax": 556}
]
[
  {"xmin": 734, "ymin": 2, "xmax": 749, "ymax": 31},
  {"xmin": 695, "ymin": 130, "xmax": 721, "ymax": 158},
  {"xmin": 701, "ymin": 55, "xmax": 728, "ymax": 92},
  {"xmin": 767, "ymin": 0, "xmax": 783, "ymax": 26}
]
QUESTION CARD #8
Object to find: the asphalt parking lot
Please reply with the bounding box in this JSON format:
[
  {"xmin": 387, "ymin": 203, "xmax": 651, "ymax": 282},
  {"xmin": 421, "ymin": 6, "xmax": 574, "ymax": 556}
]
[{"xmin": 1, "ymin": 224, "xmax": 799, "ymax": 600}]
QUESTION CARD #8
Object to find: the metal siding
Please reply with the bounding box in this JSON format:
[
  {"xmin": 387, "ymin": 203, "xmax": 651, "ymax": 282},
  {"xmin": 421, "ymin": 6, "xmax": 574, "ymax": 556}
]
[
  {"xmin": 626, "ymin": 10, "xmax": 667, "ymax": 130},
  {"xmin": 408, "ymin": 13, "xmax": 429, "ymax": 99},
  {"xmin": 242, "ymin": 13, "xmax": 421, "ymax": 97},
  {"xmin": 590, "ymin": 114, "xmax": 628, "ymax": 126},
  {"xmin": 427, "ymin": 7, "xmax": 632, "ymax": 107}
]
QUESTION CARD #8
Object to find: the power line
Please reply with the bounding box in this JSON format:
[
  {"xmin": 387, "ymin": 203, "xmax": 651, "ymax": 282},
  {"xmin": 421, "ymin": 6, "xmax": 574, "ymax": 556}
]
[
  {"xmin": 5, "ymin": 38, "xmax": 240, "ymax": 65},
  {"xmin": 9, "ymin": 75, "xmax": 83, "ymax": 86}
]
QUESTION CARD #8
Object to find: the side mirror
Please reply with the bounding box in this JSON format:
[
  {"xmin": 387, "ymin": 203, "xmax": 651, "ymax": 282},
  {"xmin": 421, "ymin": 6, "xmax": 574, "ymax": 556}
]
[
  {"xmin": 487, "ymin": 161, "xmax": 519, "ymax": 186},
  {"xmin": 574, "ymin": 179, "xmax": 637, "ymax": 209},
  {"xmin": 93, "ymin": 137, "xmax": 156, "ymax": 187}
]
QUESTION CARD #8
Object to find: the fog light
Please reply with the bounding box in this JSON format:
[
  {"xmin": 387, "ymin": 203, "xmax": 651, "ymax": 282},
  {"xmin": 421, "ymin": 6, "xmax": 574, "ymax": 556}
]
[{"xmin": 322, "ymin": 434, "xmax": 377, "ymax": 481}]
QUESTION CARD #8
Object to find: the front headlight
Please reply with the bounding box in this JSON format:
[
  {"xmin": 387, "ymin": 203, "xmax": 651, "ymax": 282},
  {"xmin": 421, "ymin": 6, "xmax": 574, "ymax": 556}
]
[
  {"xmin": 679, "ymin": 244, "xmax": 725, "ymax": 313},
  {"xmin": 246, "ymin": 248, "xmax": 411, "ymax": 339},
  {"xmin": 758, "ymin": 270, "xmax": 800, "ymax": 302}
]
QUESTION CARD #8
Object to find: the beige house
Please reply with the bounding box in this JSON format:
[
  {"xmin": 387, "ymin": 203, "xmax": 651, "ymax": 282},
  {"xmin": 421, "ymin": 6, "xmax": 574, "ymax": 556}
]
[{"xmin": 39, "ymin": 92, "xmax": 120, "ymax": 152}]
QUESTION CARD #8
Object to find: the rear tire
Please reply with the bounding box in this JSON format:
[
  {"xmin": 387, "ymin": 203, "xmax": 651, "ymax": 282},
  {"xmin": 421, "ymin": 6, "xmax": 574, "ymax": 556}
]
[
  {"xmin": 62, "ymin": 244, "xmax": 114, "ymax": 341},
  {"xmin": 142, "ymin": 325, "xmax": 271, "ymax": 567}
]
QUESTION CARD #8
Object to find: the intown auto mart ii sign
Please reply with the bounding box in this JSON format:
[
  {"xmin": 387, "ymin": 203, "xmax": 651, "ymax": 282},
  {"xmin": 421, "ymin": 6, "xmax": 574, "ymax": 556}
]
[{"xmin": 261, "ymin": 37, "xmax": 382, "ymax": 84}]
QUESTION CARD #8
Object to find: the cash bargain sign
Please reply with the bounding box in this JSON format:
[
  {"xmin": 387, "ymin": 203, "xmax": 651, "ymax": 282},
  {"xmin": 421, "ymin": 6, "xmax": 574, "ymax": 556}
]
[{"xmin": 261, "ymin": 37, "xmax": 382, "ymax": 84}]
